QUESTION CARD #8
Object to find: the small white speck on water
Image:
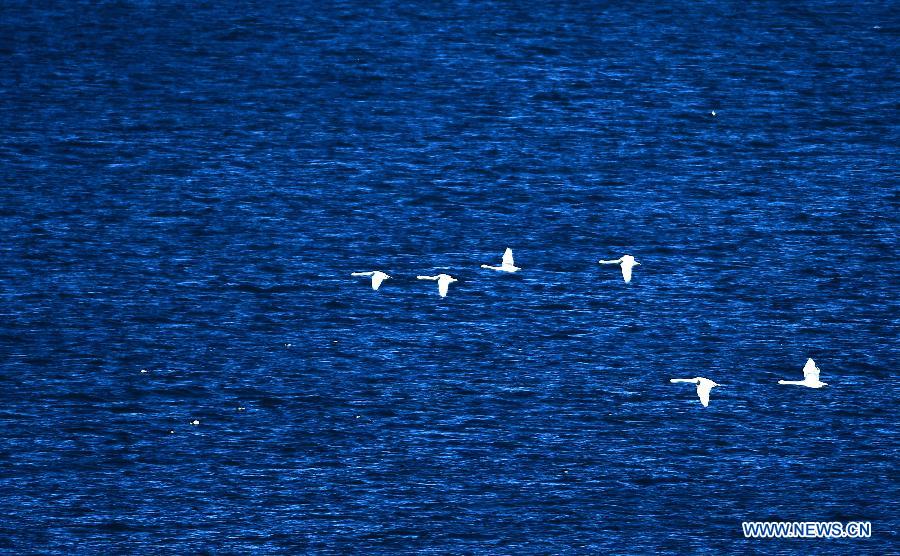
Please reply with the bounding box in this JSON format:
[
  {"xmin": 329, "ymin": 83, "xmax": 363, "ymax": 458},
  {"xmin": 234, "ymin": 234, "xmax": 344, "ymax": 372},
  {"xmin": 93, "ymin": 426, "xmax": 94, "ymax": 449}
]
[
  {"xmin": 190, "ymin": 420, "xmax": 200, "ymax": 425},
  {"xmin": 140, "ymin": 369, "xmax": 148, "ymax": 373},
  {"xmin": 237, "ymin": 407, "xmax": 245, "ymax": 411}
]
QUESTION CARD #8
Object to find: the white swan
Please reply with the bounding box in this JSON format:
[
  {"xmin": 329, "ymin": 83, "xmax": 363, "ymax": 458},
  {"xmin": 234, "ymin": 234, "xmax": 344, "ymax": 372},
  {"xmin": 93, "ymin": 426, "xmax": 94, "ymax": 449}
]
[
  {"xmin": 598, "ymin": 255, "xmax": 641, "ymax": 283},
  {"xmin": 670, "ymin": 377, "xmax": 720, "ymax": 407},
  {"xmin": 778, "ymin": 358, "xmax": 828, "ymax": 388},
  {"xmin": 416, "ymin": 273, "xmax": 457, "ymax": 298},
  {"xmin": 351, "ymin": 271, "xmax": 391, "ymax": 290},
  {"xmin": 481, "ymin": 247, "xmax": 520, "ymax": 273}
]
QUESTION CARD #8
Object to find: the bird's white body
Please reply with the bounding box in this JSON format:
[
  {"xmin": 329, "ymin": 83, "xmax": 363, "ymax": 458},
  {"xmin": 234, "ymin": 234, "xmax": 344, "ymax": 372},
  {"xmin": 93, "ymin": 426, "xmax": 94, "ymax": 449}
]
[
  {"xmin": 481, "ymin": 247, "xmax": 520, "ymax": 273},
  {"xmin": 670, "ymin": 377, "xmax": 720, "ymax": 407},
  {"xmin": 417, "ymin": 273, "xmax": 458, "ymax": 297},
  {"xmin": 778, "ymin": 358, "xmax": 827, "ymax": 388},
  {"xmin": 598, "ymin": 254, "xmax": 640, "ymax": 283},
  {"xmin": 351, "ymin": 271, "xmax": 391, "ymax": 290}
]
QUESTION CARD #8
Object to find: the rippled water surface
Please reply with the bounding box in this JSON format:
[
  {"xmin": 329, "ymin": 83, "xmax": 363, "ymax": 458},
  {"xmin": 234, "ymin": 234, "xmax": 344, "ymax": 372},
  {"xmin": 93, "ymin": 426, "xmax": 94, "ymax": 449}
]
[{"xmin": 1, "ymin": 1, "xmax": 898, "ymax": 553}]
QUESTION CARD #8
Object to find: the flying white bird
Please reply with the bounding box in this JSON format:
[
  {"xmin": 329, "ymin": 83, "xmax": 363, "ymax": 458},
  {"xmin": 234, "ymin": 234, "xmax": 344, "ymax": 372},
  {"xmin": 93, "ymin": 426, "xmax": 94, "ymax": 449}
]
[
  {"xmin": 481, "ymin": 247, "xmax": 520, "ymax": 272},
  {"xmin": 778, "ymin": 358, "xmax": 828, "ymax": 388},
  {"xmin": 670, "ymin": 377, "xmax": 720, "ymax": 407},
  {"xmin": 598, "ymin": 255, "xmax": 641, "ymax": 283},
  {"xmin": 416, "ymin": 273, "xmax": 458, "ymax": 298},
  {"xmin": 351, "ymin": 271, "xmax": 391, "ymax": 290}
]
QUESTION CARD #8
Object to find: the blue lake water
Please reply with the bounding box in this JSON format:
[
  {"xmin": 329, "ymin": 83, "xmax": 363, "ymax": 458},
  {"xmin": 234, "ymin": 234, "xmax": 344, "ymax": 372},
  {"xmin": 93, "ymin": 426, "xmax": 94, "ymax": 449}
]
[{"xmin": 0, "ymin": 1, "xmax": 897, "ymax": 553}]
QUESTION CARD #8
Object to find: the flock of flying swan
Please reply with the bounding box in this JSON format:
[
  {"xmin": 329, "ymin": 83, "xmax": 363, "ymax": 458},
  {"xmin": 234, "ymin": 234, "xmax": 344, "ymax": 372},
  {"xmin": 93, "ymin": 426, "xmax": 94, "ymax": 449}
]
[{"xmin": 352, "ymin": 247, "xmax": 830, "ymax": 408}]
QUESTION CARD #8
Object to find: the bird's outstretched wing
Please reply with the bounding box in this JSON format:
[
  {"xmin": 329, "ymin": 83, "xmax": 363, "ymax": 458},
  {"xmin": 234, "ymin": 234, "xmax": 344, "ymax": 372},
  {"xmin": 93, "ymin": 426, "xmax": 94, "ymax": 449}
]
[
  {"xmin": 417, "ymin": 275, "xmax": 439, "ymax": 280},
  {"xmin": 670, "ymin": 378, "xmax": 698, "ymax": 384},
  {"xmin": 598, "ymin": 258, "xmax": 622, "ymax": 264},
  {"xmin": 351, "ymin": 271, "xmax": 375, "ymax": 277},
  {"xmin": 502, "ymin": 248, "xmax": 515, "ymax": 267},
  {"xmin": 371, "ymin": 274, "xmax": 387, "ymax": 290},
  {"xmin": 802, "ymin": 359, "xmax": 820, "ymax": 381},
  {"xmin": 697, "ymin": 383, "xmax": 713, "ymax": 407},
  {"xmin": 621, "ymin": 265, "xmax": 633, "ymax": 283},
  {"xmin": 438, "ymin": 280, "xmax": 450, "ymax": 297}
]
